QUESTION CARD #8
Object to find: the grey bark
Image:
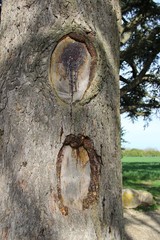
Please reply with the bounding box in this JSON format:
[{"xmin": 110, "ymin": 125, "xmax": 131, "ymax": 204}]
[{"xmin": 0, "ymin": 0, "xmax": 123, "ymax": 239}]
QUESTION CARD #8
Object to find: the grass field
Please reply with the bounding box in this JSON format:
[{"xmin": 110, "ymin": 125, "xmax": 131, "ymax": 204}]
[{"xmin": 122, "ymin": 157, "xmax": 160, "ymax": 210}]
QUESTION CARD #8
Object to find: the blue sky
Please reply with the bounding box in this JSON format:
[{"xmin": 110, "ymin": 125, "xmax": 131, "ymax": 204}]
[{"xmin": 121, "ymin": 115, "xmax": 160, "ymax": 150}]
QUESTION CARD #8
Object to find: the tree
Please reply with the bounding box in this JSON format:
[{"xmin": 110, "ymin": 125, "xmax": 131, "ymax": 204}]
[
  {"xmin": 120, "ymin": 0, "xmax": 160, "ymax": 119},
  {"xmin": 0, "ymin": 1, "xmax": 123, "ymax": 239}
]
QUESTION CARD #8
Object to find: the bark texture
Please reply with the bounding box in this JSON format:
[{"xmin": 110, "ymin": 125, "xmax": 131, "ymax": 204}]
[{"xmin": 0, "ymin": 1, "xmax": 123, "ymax": 239}]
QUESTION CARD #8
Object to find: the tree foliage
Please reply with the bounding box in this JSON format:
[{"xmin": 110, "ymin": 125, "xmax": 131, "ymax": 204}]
[
  {"xmin": 120, "ymin": 0, "xmax": 160, "ymax": 119},
  {"xmin": 122, "ymin": 148, "xmax": 160, "ymax": 157}
]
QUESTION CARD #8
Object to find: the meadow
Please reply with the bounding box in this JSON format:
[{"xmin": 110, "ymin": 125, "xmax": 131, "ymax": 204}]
[{"xmin": 122, "ymin": 154, "xmax": 160, "ymax": 210}]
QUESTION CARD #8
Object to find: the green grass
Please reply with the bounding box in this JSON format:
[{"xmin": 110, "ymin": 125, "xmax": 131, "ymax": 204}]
[{"xmin": 122, "ymin": 157, "xmax": 160, "ymax": 210}]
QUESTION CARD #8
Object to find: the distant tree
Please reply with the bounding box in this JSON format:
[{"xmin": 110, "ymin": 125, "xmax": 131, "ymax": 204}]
[{"xmin": 120, "ymin": 0, "xmax": 160, "ymax": 120}]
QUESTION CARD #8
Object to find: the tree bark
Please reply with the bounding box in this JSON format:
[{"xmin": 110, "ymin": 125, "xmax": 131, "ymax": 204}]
[{"xmin": 0, "ymin": 1, "xmax": 123, "ymax": 239}]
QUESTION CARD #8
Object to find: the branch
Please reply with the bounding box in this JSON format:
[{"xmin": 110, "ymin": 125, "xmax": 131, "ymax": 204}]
[
  {"xmin": 120, "ymin": 102, "xmax": 160, "ymax": 114},
  {"xmin": 123, "ymin": 13, "xmax": 144, "ymax": 31},
  {"xmin": 120, "ymin": 51, "xmax": 159, "ymax": 97},
  {"xmin": 121, "ymin": 1, "xmax": 142, "ymax": 15},
  {"xmin": 128, "ymin": 60, "xmax": 138, "ymax": 78},
  {"xmin": 121, "ymin": 28, "xmax": 160, "ymax": 63},
  {"xmin": 121, "ymin": 13, "xmax": 145, "ymax": 44},
  {"xmin": 121, "ymin": 1, "xmax": 159, "ymax": 17},
  {"xmin": 120, "ymin": 75, "xmax": 130, "ymax": 84}
]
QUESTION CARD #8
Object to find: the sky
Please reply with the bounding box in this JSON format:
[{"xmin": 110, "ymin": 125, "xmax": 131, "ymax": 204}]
[{"xmin": 121, "ymin": 115, "xmax": 160, "ymax": 150}]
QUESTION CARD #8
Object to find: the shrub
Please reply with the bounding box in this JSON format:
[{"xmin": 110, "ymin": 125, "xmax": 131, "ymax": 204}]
[{"xmin": 122, "ymin": 148, "xmax": 160, "ymax": 157}]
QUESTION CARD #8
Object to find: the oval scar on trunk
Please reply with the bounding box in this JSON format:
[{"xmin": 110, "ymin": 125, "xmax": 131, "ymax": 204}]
[
  {"xmin": 50, "ymin": 34, "xmax": 97, "ymax": 104},
  {"xmin": 56, "ymin": 134, "xmax": 101, "ymax": 215}
]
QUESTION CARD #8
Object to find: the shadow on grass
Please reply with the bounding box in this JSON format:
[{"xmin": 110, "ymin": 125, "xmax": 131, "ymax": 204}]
[
  {"xmin": 123, "ymin": 162, "xmax": 160, "ymax": 180},
  {"xmin": 122, "ymin": 162, "xmax": 160, "ymax": 205}
]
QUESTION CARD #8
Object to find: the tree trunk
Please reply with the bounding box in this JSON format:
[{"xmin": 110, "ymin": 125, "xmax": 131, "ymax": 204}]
[{"xmin": 0, "ymin": 1, "xmax": 123, "ymax": 239}]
